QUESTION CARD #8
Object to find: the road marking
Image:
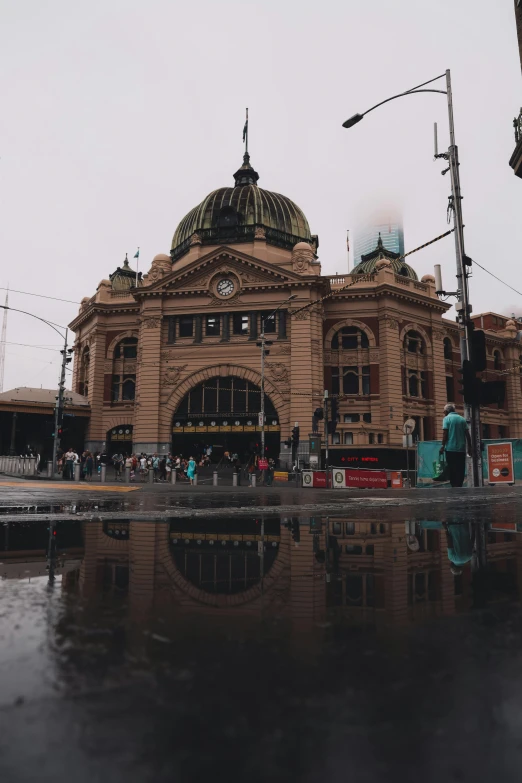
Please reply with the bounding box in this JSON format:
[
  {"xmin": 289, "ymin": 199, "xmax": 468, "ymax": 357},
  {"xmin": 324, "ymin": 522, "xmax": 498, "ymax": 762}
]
[{"xmin": 0, "ymin": 482, "xmax": 140, "ymax": 493}]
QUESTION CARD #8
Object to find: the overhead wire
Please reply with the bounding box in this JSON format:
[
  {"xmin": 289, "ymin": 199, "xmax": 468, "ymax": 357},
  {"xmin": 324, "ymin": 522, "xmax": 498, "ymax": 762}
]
[
  {"xmin": 289, "ymin": 227, "xmax": 457, "ymax": 318},
  {"xmin": 471, "ymin": 259, "xmax": 522, "ymax": 299},
  {"xmin": 0, "ymin": 286, "xmax": 80, "ymax": 305}
]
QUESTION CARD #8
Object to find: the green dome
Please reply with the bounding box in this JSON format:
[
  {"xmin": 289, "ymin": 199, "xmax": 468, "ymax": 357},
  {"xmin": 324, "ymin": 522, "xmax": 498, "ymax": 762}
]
[
  {"xmin": 351, "ymin": 234, "xmax": 417, "ymax": 280},
  {"xmin": 171, "ymin": 154, "xmax": 313, "ymax": 261}
]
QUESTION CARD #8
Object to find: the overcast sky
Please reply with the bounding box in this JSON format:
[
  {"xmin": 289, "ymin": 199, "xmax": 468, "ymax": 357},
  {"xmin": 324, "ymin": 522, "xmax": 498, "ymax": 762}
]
[{"xmin": 1, "ymin": 0, "xmax": 521, "ymax": 391}]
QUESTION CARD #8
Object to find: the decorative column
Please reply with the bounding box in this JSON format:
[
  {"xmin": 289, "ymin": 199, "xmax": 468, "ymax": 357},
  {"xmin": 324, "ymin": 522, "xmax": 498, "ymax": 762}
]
[
  {"xmin": 85, "ymin": 330, "xmax": 107, "ymax": 453},
  {"xmin": 502, "ymin": 323, "xmax": 522, "ymax": 437},
  {"xmin": 134, "ymin": 311, "xmax": 168, "ymax": 454},
  {"xmin": 378, "ymin": 313, "xmax": 403, "ymax": 446}
]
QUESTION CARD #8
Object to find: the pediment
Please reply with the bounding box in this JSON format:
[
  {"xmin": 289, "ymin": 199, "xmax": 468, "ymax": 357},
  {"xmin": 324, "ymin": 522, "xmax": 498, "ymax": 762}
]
[{"xmin": 141, "ymin": 246, "xmax": 305, "ymax": 297}]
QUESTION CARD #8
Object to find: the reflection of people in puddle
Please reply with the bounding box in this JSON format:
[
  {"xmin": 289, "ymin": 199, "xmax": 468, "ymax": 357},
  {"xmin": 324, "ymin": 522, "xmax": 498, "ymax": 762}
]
[{"xmin": 408, "ymin": 521, "xmax": 473, "ymax": 574}]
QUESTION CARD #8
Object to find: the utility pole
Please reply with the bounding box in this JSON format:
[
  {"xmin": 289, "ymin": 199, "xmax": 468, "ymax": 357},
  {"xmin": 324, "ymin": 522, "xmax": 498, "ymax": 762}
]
[
  {"xmin": 444, "ymin": 69, "xmax": 482, "ymax": 486},
  {"xmin": 52, "ymin": 329, "xmax": 71, "ymax": 477},
  {"xmin": 342, "ymin": 69, "xmax": 482, "ymax": 486},
  {"xmin": 0, "ymin": 288, "xmax": 8, "ymax": 393},
  {"xmin": 323, "ymin": 390, "xmax": 329, "ymax": 473},
  {"xmin": 257, "ymin": 295, "xmax": 297, "ymax": 469}
]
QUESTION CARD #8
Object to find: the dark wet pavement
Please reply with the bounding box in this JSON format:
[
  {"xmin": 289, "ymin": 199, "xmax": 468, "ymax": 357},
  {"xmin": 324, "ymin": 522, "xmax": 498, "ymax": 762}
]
[{"xmin": 3, "ymin": 503, "xmax": 522, "ymax": 781}]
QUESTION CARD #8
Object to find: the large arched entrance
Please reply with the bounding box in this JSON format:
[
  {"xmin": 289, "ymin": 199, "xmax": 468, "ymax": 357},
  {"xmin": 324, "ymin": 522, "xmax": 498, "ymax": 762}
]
[{"xmin": 171, "ymin": 375, "xmax": 280, "ymax": 461}]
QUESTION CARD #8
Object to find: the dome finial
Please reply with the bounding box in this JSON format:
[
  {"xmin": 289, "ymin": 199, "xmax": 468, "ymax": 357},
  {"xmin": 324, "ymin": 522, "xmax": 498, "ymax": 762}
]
[
  {"xmin": 233, "ymin": 107, "xmax": 259, "ymax": 185},
  {"xmin": 123, "ymin": 253, "xmax": 130, "ymax": 268},
  {"xmin": 377, "ymin": 232, "xmax": 383, "ymax": 250}
]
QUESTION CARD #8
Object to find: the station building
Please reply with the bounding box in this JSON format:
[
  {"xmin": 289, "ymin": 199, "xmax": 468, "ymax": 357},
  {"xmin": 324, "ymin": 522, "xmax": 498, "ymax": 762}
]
[{"xmin": 67, "ymin": 151, "xmax": 522, "ymax": 469}]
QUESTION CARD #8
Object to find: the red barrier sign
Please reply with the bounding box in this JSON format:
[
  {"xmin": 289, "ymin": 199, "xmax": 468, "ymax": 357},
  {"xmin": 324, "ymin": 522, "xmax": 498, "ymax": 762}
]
[
  {"xmin": 346, "ymin": 469, "xmax": 387, "ymax": 489},
  {"xmin": 258, "ymin": 458, "xmax": 269, "ymax": 470},
  {"xmin": 486, "ymin": 442, "xmax": 514, "ymax": 484}
]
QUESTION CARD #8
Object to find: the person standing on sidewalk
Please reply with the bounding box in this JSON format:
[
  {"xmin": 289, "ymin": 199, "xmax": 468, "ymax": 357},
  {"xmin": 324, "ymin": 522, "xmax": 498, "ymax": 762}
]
[
  {"xmin": 439, "ymin": 404, "xmax": 472, "ymax": 488},
  {"xmin": 65, "ymin": 448, "xmax": 75, "ymax": 480},
  {"xmin": 186, "ymin": 456, "xmax": 196, "ymax": 485},
  {"xmin": 85, "ymin": 452, "xmax": 94, "ymax": 481}
]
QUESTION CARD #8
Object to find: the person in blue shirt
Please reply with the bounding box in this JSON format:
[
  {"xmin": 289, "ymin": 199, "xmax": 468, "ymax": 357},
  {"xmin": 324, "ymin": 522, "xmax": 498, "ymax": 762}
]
[{"xmin": 439, "ymin": 404, "xmax": 471, "ymax": 487}]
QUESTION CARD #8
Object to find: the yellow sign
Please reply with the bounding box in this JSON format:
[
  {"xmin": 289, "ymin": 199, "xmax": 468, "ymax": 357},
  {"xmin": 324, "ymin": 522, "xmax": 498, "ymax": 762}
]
[
  {"xmin": 243, "ymin": 425, "xmax": 256, "ymax": 432},
  {"xmin": 220, "ymin": 426, "xmax": 232, "ymax": 432},
  {"xmin": 183, "ymin": 426, "xmax": 195, "ymax": 432},
  {"xmin": 207, "ymin": 426, "xmax": 220, "ymax": 432},
  {"xmin": 266, "ymin": 425, "xmax": 281, "ymax": 432},
  {"xmin": 232, "ymin": 426, "xmax": 244, "ymax": 432},
  {"xmin": 195, "ymin": 426, "xmax": 207, "ymax": 432}
]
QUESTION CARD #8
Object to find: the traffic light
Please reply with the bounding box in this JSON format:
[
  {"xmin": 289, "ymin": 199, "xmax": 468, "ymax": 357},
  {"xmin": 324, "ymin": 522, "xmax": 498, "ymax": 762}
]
[
  {"xmin": 471, "ymin": 329, "xmax": 487, "ymax": 373},
  {"xmin": 291, "ymin": 426, "xmax": 300, "ymax": 446},
  {"xmin": 256, "ymin": 340, "xmax": 273, "ymax": 357},
  {"xmin": 458, "ymin": 360, "xmax": 480, "ymax": 405},
  {"xmin": 283, "ymin": 438, "xmax": 292, "ymax": 447},
  {"xmin": 312, "ymin": 407, "xmax": 323, "ymax": 434},
  {"xmin": 481, "ymin": 381, "xmax": 506, "ymax": 408},
  {"xmin": 328, "ymin": 397, "xmax": 338, "ymax": 435}
]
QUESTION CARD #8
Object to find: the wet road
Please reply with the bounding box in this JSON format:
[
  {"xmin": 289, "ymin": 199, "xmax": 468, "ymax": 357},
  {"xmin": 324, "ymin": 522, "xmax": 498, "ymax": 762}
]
[{"xmin": 3, "ymin": 501, "xmax": 522, "ymax": 780}]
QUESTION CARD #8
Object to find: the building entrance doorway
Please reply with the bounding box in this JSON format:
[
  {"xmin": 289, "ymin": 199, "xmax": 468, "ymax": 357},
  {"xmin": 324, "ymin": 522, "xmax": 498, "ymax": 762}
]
[
  {"xmin": 106, "ymin": 425, "xmax": 133, "ymax": 457},
  {"xmin": 171, "ymin": 376, "xmax": 280, "ymax": 462}
]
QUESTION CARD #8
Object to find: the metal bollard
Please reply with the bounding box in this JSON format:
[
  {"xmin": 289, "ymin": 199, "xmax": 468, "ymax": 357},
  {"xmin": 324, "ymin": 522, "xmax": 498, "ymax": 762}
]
[
  {"xmin": 213, "ymin": 471, "xmax": 218, "ymax": 486},
  {"xmin": 193, "ymin": 473, "xmax": 198, "ymax": 486},
  {"xmin": 29, "ymin": 456, "xmax": 36, "ymax": 475},
  {"xmin": 125, "ymin": 466, "xmax": 130, "ymax": 484},
  {"xmin": 232, "ymin": 472, "xmax": 238, "ymax": 487},
  {"xmin": 171, "ymin": 469, "xmax": 177, "ymax": 484},
  {"xmin": 149, "ymin": 468, "xmax": 154, "ymax": 484},
  {"xmin": 47, "ymin": 460, "xmax": 53, "ymax": 478},
  {"xmin": 101, "ymin": 464, "xmax": 107, "ymax": 483},
  {"xmin": 251, "ymin": 474, "xmax": 256, "ymax": 488},
  {"xmin": 74, "ymin": 464, "xmax": 81, "ymax": 482}
]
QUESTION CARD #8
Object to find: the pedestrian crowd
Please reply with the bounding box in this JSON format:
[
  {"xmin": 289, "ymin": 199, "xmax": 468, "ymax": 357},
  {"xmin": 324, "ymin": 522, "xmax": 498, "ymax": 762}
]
[{"xmin": 55, "ymin": 446, "xmax": 276, "ymax": 485}]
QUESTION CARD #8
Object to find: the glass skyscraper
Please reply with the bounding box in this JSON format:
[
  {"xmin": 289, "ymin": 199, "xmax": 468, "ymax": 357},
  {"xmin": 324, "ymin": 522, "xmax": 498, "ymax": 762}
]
[{"xmin": 353, "ymin": 212, "xmax": 405, "ymax": 266}]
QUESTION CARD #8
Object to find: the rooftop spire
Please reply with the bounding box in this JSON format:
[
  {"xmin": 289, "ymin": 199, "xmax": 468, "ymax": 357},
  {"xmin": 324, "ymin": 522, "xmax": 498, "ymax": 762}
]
[{"xmin": 234, "ymin": 108, "xmax": 259, "ymax": 186}]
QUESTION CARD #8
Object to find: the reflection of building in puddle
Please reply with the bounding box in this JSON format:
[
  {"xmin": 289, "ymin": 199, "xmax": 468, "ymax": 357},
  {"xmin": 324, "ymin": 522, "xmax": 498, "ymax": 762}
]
[
  {"xmin": 325, "ymin": 517, "xmax": 522, "ymax": 627},
  {"xmin": 0, "ymin": 518, "xmax": 84, "ymax": 580},
  {"xmin": 76, "ymin": 518, "xmax": 327, "ymax": 632}
]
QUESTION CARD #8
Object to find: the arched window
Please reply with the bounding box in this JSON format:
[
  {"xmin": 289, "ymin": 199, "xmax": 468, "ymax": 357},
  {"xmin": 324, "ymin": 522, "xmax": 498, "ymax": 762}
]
[
  {"xmin": 405, "ymin": 330, "xmax": 424, "ymax": 355},
  {"xmin": 122, "ymin": 378, "xmax": 136, "ymax": 401},
  {"xmin": 493, "ymin": 350, "xmax": 501, "ymax": 371},
  {"xmin": 79, "ymin": 346, "xmax": 90, "ymax": 397},
  {"xmin": 407, "ymin": 370, "xmax": 427, "ymax": 398},
  {"xmin": 114, "ymin": 337, "xmax": 138, "ymax": 359},
  {"xmin": 331, "ymin": 326, "xmax": 369, "ymax": 350},
  {"xmin": 443, "ymin": 337, "xmax": 453, "ymax": 360}
]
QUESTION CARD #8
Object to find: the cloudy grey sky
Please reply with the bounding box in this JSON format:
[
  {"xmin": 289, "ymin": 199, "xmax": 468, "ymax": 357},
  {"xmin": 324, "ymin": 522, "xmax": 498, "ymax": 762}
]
[{"xmin": 0, "ymin": 0, "xmax": 520, "ymax": 391}]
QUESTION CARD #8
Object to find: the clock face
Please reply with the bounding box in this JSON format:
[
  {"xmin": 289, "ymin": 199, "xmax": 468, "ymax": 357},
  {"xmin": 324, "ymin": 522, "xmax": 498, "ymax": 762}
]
[{"xmin": 217, "ymin": 278, "xmax": 234, "ymax": 297}]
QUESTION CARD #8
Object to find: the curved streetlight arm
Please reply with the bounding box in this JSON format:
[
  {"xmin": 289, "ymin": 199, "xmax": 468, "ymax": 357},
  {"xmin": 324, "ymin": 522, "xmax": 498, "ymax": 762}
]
[
  {"xmin": 342, "ymin": 72, "xmax": 447, "ymax": 128},
  {"xmin": 0, "ymin": 304, "xmax": 67, "ymax": 341},
  {"xmin": 363, "ymin": 88, "xmax": 447, "ymax": 117}
]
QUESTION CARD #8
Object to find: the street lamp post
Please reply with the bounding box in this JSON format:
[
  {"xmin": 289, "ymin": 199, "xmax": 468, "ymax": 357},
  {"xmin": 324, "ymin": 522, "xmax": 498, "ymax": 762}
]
[
  {"xmin": 343, "ymin": 69, "xmax": 482, "ymax": 486},
  {"xmin": 258, "ymin": 295, "xmax": 297, "ymax": 466},
  {"xmin": 0, "ymin": 304, "xmax": 71, "ymax": 477}
]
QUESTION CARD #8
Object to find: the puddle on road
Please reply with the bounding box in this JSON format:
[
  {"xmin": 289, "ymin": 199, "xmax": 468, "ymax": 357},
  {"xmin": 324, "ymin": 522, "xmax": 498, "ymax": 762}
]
[{"xmin": 3, "ymin": 511, "xmax": 522, "ymax": 781}]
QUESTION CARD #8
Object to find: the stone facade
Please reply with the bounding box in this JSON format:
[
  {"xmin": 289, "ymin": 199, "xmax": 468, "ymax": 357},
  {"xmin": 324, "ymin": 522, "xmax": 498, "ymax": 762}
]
[{"xmin": 70, "ymin": 162, "xmax": 522, "ymax": 468}]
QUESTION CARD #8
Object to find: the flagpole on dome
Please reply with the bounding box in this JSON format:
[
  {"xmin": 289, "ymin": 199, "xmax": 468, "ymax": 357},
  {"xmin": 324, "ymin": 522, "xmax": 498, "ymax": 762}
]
[
  {"xmin": 134, "ymin": 247, "xmax": 140, "ymax": 287},
  {"xmin": 243, "ymin": 108, "xmax": 248, "ymax": 157}
]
